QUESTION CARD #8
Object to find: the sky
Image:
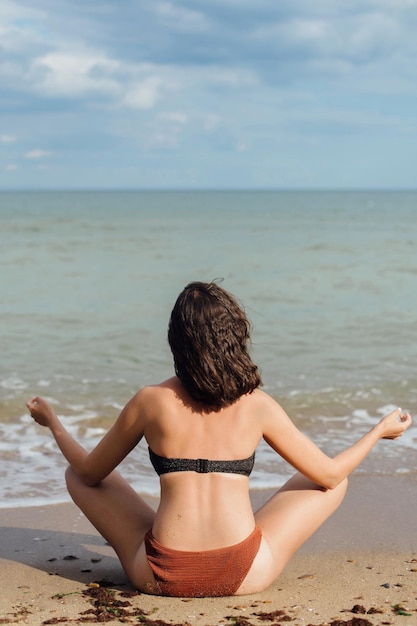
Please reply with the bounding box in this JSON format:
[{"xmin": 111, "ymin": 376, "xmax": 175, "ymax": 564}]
[{"xmin": 1, "ymin": 0, "xmax": 417, "ymax": 190}]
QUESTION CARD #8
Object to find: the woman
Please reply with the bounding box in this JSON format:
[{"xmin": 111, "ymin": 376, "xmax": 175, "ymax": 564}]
[{"xmin": 26, "ymin": 281, "xmax": 412, "ymax": 597}]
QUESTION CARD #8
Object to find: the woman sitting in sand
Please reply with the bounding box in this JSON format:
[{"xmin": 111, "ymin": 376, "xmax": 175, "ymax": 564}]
[{"xmin": 26, "ymin": 281, "xmax": 412, "ymax": 598}]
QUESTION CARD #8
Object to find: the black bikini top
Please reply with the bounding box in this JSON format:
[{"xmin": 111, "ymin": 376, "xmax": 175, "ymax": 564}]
[{"xmin": 148, "ymin": 446, "xmax": 255, "ymax": 477}]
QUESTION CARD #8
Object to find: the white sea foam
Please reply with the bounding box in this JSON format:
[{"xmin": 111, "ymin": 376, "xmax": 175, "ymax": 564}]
[{"xmin": 1, "ymin": 376, "xmax": 28, "ymax": 391}]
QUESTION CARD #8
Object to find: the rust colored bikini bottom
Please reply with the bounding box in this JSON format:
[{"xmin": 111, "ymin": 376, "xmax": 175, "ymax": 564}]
[{"xmin": 144, "ymin": 525, "xmax": 262, "ymax": 597}]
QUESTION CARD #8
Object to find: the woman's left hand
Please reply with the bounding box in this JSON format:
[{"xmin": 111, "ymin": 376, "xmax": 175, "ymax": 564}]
[
  {"xmin": 26, "ymin": 396, "xmax": 57, "ymax": 428},
  {"xmin": 378, "ymin": 408, "xmax": 412, "ymax": 440}
]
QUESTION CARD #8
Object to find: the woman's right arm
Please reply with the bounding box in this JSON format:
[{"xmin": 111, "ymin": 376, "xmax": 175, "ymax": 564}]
[
  {"xmin": 26, "ymin": 390, "xmax": 149, "ymax": 486},
  {"xmin": 261, "ymin": 394, "xmax": 412, "ymax": 489}
]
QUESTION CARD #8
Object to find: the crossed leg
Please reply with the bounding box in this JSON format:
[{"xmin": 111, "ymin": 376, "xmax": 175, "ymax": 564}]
[
  {"xmin": 237, "ymin": 474, "xmax": 348, "ymax": 594},
  {"xmin": 66, "ymin": 467, "xmax": 347, "ymax": 597},
  {"xmin": 65, "ymin": 467, "xmax": 158, "ymax": 592}
]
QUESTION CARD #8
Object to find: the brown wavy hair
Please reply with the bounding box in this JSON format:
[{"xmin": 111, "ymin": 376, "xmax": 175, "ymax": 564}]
[{"xmin": 168, "ymin": 281, "xmax": 262, "ymax": 410}]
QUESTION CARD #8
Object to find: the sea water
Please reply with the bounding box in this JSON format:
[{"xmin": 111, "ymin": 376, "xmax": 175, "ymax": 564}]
[{"xmin": 1, "ymin": 190, "xmax": 416, "ymax": 507}]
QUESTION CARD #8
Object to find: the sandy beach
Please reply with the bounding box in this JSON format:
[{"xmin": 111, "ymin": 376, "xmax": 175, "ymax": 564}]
[{"xmin": 1, "ymin": 475, "xmax": 416, "ymax": 626}]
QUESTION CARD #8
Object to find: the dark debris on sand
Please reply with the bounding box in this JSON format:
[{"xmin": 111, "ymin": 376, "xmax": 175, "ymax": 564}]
[
  {"xmin": 253, "ymin": 608, "xmax": 293, "ymax": 621},
  {"xmin": 43, "ymin": 584, "xmax": 193, "ymax": 625},
  {"xmin": 0, "ymin": 605, "xmax": 32, "ymax": 624},
  {"xmin": 225, "ymin": 611, "xmax": 375, "ymax": 626},
  {"xmin": 303, "ymin": 613, "xmax": 374, "ymax": 626},
  {"xmin": 38, "ymin": 585, "xmax": 417, "ymax": 626}
]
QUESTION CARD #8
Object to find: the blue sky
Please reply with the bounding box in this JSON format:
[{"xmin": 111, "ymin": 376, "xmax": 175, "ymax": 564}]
[{"xmin": 1, "ymin": 0, "xmax": 417, "ymax": 190}]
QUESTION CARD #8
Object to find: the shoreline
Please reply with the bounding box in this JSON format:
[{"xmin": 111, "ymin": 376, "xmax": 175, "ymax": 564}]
[{"xmin": 1, "ymin": 475, "xmax": 416, "ymax": 625}]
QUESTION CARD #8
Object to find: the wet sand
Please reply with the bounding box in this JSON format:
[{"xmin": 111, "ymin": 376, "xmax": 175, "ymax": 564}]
[{"xmin": 1, "ymin": 475, "xmax": 416, "ymax": 625}]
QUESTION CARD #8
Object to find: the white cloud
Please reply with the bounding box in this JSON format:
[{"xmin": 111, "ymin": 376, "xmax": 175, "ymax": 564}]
[
  {"xmin": 146, "ymin": 110, "xmax": 189, "ymax": 147},
  {"xmin": 0, "ymin": 1, "xmax": 50, "ymax": 60},
  {"xmin": 155, "ymin": 1, "xmax": 209, "ymax": 31},
  {"xmin": 348, "ymin": 12, "xmax": 400, "ymax": 55},
  {"xmin": 25, "ymin": 149, "xmax": 51, "ymax": 159},
  {"xmin": 5, "ymin": 163, "xmax": 17, "ymax": 171},
  {"xmin": 30, "ymin": 46, "xmax": 178, "ymax": 112},
  {"xmin": 147, "ymin": 131, "xmax": 179, "ymax": 148},
  {"xmin": 287, "ymin": 18, "xmax": 329, "ymax": 43},
  {"xmin": 0, "ymin": 0, "xmax": 34, "ymax": 19},
  {"xmin": 252, "ymin": 10, "xmax": 404, "ymax": 70},
  {"xmin": 122, "ymin": 77, "xmax": 162, "ymax": 110},
  {"xmin": 1, "ymin": 134, "xmax": 17, "ymax": 143},
  {"xmin": 203, "ymin": 114, "xmax": 221, "ymax": 132},
  {"xmin": 206, "ymin": 68, "xmax": 257, "ymax": 87},
  {"xmin": 32, "ymin": 50, "xmax": 120, "ymax": 98}
]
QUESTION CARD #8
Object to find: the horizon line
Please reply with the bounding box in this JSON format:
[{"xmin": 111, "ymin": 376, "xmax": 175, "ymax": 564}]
[{"xmin": 1, "ymin": 186, "xmax": 416, "ymax": 193}]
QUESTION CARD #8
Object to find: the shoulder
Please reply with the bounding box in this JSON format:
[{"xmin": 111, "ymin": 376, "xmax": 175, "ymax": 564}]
[
  {"xmin": 130, "ymin": 378, "xmax": 181, "ymax": 413},
  {"xmin": 247, "ymin": 388, "xmax": 291, "ymax": 427},
  {"xmin": 248, "ymin": 388, "xmax": 280, "ymax": 410}
]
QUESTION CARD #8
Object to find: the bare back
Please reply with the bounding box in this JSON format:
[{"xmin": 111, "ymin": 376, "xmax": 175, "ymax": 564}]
[{"xmin": 141, "ymin": 377, "xmax": 264, "ymax": 550}]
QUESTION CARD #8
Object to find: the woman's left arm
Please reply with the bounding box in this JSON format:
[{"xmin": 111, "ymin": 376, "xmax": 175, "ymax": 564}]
[{"xmin": 26, "ymin": 392, "xmax": 146, "ymax": 486}]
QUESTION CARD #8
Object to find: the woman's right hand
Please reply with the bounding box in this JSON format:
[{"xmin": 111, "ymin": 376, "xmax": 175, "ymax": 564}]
[
  {"xmin": 26, "ymin": 396, "xmax": 58, "ymax": 428},
  {"xmin": 378, "ymin": 408, "xmax": 412, "ymax": 440}
]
